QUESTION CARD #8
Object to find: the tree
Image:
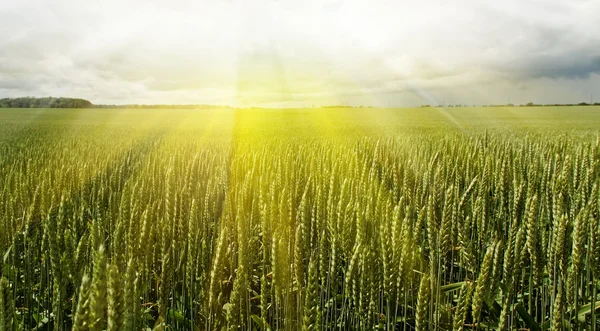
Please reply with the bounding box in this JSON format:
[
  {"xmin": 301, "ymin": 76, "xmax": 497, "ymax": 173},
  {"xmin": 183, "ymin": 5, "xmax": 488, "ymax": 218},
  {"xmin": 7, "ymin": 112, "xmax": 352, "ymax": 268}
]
[{"xmin": 0, "ymin": 97, "xmax": 93, "ymax": 108}]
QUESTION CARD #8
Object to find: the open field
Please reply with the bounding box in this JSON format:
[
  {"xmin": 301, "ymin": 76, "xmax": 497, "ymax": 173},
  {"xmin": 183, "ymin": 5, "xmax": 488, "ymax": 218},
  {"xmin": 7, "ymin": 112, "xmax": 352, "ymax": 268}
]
[{"xmin": 1, "ymin": 106, "xmax": 600, "ymax": 330}]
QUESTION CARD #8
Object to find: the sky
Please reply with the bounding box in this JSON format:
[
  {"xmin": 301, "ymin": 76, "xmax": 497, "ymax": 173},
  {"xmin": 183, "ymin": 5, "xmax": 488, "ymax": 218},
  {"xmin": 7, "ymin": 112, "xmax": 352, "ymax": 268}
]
[{"xmin": 1, "ymin": 0, "xmax": 599, "ymax": 107}]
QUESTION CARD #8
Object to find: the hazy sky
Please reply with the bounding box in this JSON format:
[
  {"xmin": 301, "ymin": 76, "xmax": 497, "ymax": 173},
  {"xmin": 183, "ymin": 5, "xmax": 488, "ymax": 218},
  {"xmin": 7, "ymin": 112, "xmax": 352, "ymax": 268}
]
[{"xmin": 1, "ymin": 0, "xmax": 599, "ymax": 107}]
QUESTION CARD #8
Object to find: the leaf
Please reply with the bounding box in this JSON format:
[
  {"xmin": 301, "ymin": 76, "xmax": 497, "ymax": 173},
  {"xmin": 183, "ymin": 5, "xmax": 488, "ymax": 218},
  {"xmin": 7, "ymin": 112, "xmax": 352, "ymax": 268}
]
[
  {"xmin": 167, "ymin": 308, "xmax": 200, "ymax": 331},
  {"xmin": 576, "ymin": 300, "xmax": 600, "ymax": 322},
  {"xmin": 3, "ymin": 246, "xmax": 10, "ymax": 264},
  {"xmin": 484, "ymin": 297, "xmax": 502, "ymax": 322},
  {"xmin": 222, "ymin": 303, "xmax": 232, "ymax": 312},
  {"xmin": 440, "ymin": 282, "xmax": 465, "ymax": 294},
  {"xmin": 168, "ymin": 309, "xmax": 185, "ymax": 323},
  {"xmin": 479, "ymin": 321, "xmax": 499, "ymax": 329},
  {"xmin": 250, "ymin": 314, "xmax": 265, "ymax": 329},
  {"xmin": 540, "ymin": 319, "xmax": 551, "ymax": 331},
  {"xmin": 515, "ymin": 303, "xmax": 541, "ymax": 331},
  {"xmin": 3, "ymin": 246, "xmax": 14, "ymax": 279},
  {"xmin": 396, "ymin": 316, "xmax": 414, "ymax": 323}
]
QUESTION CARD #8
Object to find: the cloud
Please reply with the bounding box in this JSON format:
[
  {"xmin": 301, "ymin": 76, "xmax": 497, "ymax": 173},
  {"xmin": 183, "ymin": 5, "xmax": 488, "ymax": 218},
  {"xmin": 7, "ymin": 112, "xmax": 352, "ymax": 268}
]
[{"xmin": 0, "ymin": 0, "xmax": 599, "ymax": 106}]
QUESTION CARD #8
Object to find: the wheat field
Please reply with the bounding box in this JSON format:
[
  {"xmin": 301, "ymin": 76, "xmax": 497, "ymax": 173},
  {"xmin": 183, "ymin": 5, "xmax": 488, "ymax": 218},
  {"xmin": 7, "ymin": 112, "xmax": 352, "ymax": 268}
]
[{"xmin": 1, "ymin": 106, "xmax": 599, "ymax": 330}]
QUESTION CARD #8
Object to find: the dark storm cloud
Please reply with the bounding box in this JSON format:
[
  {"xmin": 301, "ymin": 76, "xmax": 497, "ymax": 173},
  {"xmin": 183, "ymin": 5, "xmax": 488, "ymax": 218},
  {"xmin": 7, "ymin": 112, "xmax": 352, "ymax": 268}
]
[
  {"xmin": 471, "ymin": 3, "xmax": 600, "ymax": 82},
  {"xmin": 517, "ymin": 54, "xmax": 600, "ymax": 80}
]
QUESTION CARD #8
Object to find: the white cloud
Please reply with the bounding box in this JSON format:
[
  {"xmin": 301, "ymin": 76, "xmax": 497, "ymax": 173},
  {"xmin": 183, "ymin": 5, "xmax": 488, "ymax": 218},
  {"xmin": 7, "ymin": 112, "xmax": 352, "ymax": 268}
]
[{"xmin": 0, "ymin": 0, "xmax": 598, "ymax": 106}]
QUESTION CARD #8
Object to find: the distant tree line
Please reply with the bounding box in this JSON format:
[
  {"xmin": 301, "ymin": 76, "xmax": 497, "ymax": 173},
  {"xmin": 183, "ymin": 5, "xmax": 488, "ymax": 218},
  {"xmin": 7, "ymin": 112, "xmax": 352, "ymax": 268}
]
[
  {"xmin": 0, "ymin": 97, "xmax": 93, "ymax": 108},
  {"xmin": 518, "ymin": 102, "xmax": 600, "ymax": 107},
  {"xmin": 320, "ymin": 105, "xmax": 374, "ymax": 108},
  {"xmin": 2, "ymin": 96, "xmax": 599, "ymax": 109},
  {"xmin": 94, "ymin": 104, "xmax": 232, "ymax": 109},
  {"xmin": 426, "ymin": 102, "xmax": 600, "ymax": 108}
]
